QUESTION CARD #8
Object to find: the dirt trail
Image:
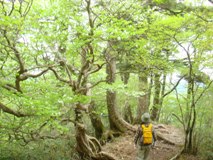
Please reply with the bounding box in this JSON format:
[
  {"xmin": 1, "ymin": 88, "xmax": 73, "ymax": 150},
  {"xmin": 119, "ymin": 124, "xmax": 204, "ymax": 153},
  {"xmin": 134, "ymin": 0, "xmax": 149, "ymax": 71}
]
[{"xmin": 102, "ymin": 124, "xmax": 185, "ymax": 160}]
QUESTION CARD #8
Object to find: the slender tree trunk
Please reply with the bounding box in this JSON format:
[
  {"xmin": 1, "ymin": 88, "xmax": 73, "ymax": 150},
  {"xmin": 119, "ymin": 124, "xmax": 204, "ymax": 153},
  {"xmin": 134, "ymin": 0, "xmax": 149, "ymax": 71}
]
[
  {"xmin": 120, "ymin": 65, "xmax": 133, "ymax": 124},
  {"xmin": 123, "ymin": 100, "xmax": 133, "ymax": 124},
  {"xmin": 121, "ymin": 70, "xmax": 130, "ymax": 85},
  {"xmin": 183, "ymin": 46, "xmax": 197, "ymax": 154},
  {"xmin": 156, "ymin": 73, "xmax": 166, "ymax": 121},
  {"xmin": 184, "ymin": 76, "xmax": 197, "ymax": 154},
  {"xmin": 148, "ymin": 72, "xmax": 153, "ymax": 109},
  {"xmin": 151, "ymin": 73, "xmax": 161, "ymax": 121},
  {"xmin": 135, "ymin": 71, "xmax": 149, "ymax": 123}
]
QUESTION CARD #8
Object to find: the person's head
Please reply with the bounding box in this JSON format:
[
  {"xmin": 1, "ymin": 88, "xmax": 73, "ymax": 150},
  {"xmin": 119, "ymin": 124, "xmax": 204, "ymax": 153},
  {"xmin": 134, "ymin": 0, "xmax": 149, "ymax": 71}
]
[{"xmin": 141, "ymin": 112, "xmax": 150, "ymax": 123}]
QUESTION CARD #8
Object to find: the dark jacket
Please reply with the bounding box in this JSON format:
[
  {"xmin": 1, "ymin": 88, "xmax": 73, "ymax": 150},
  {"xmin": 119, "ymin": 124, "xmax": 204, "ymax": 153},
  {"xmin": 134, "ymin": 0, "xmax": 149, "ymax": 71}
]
[{"xmin": 134, "ymin": 122, "xmax": 157, "ymax": 146}]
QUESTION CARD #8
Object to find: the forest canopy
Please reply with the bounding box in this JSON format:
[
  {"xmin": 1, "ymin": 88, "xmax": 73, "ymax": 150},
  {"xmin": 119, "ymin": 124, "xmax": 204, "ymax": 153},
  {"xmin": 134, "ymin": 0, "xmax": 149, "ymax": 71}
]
[{"xmin": 0, "ymin": 0, "xmax": 212, "ymax": 160}]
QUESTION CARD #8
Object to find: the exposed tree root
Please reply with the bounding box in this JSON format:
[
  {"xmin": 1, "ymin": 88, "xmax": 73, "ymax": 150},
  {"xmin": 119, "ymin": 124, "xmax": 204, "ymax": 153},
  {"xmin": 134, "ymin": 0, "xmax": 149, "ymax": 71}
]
[
  {"xmin": 92, "ymin": 151, "xmax": 117, "ymax": 160},
  {"xmin": 87, "ymin": 135, "xmax": 102, "ymax": 152},
  {"xmin": 169, "ymin": 147, "xmax": 184, "ymax": 160},
  {"xmin": 156, "ymin": 132, "xmax": 176, "ymax": 145},
  {"xmin": 75, "ymin": 123, "xmax": 117, "ymax": 160},
  {"xmin": 100, "ymin": 129, "xmax": 122, "ymax": 145}
]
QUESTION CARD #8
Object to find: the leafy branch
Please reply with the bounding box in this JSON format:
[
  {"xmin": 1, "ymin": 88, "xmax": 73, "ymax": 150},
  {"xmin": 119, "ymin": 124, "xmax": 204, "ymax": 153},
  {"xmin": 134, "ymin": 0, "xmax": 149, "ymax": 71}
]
[{"xmin": 0, "ymin": 102, "xmax": 33, "ymax": 117}]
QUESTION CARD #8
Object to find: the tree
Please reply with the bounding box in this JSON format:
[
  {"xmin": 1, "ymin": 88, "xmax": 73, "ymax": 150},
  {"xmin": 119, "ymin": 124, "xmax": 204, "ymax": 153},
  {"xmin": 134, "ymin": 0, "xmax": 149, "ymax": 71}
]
[
  {"xmin": 0, "ymin": 0, "xmax": 212, "ymax": 159},
  {"xmin": 171, "ymin": 9, "xmax": 213, "ymax": 153}
]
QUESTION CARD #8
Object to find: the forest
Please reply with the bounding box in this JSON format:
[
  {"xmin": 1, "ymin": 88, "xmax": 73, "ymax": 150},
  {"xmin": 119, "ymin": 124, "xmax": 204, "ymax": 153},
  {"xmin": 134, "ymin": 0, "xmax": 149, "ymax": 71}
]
[{"xmin": 0, "ymin": 0, "xmax": 212, "ymax": 160}]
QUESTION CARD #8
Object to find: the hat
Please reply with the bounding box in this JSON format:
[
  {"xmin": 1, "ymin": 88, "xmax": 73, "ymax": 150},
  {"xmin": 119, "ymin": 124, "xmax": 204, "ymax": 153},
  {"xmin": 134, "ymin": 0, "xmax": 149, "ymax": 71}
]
[{"xmin": 141, "ymin": 112, "xmax": 150, "ymax": 123}]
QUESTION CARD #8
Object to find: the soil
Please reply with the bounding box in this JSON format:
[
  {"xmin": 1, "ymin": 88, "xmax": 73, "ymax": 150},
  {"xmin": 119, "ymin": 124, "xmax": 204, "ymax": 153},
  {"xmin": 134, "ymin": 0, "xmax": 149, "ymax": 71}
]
[
  {"xmin": 177, "ymin": 154, "xmax": 202, "ymax": 160},
  {"xmin": 102, "ymin": 124, "xmax": 186, "ymax": 160}
]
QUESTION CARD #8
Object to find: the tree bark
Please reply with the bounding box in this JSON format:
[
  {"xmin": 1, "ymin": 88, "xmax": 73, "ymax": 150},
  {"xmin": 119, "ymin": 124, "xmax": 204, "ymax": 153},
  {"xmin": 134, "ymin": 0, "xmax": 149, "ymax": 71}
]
[
  {"xmin": 0, "ymin": 102, "xmax": 32, "ymax": 117},
  {"xmin": 151, "ymin": 73, "xmax": 161, "ymax": 121},
  {"xmin": 183, "ymin": 76, "xmax": 196, "ymax": 154},
  {"xmin": 135, "ymin": 71, "xmax": 149, "ymax": 123},
  {"xmin": 123, "ymin": 100, "xmax": 133, "ymax": 124},
  {"xmin": 75, "ymin": 121, "xmax": 116, "ymax": 160},
  {"xmin": 119, "ymin": 63, "xmax": 133, "ymax": 124},
  {"xmin": 156, "ymin": 73, "xmax": 166, "ymax": 121},
  {"xmin": 88, "ymin": 101, "xmax": 105, "ymax": 140},
  {"xmin": 106, "ymin": 44, "xmax": 135, "ymax": 132}
]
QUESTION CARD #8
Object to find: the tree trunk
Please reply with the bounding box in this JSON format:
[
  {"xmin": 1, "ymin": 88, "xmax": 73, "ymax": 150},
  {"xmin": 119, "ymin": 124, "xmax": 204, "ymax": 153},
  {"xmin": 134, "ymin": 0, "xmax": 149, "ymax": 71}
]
[
  {"xmin": 156, "ymin": 73, "xmax": 166, "ymax": 121},
  {"xmin": 74, "ymin": 38, "xmax": 116, "ymax": 159},
  {"xmin": 135, "ymin": 71, "xmax": 149, "ymax": 123},
  {"xmin": 119, "ymin": 65, "xmax": 133, "ymax": 124},
  {"xmin": 106, "ymin": 45, "xmax": 135, "ymax": 132},
  {"xmin": 75, "ymin": 119, "xmax": 116, "ymax": 160},
  {"xmin": 151, "ymin": 73, "xmax": 161, "ymax": 121},
  {"xmin": 123, "ymin": 100, "xmax": 133, "ymax": 124},
  {"xmin": 121, "ymin": 69, "xmax": 130, "ymax": 85},
  {"xmin": 182, "ymin": 46, "xmax": 197, "ymax": 154},
  {"xmin": 87, "ymin": 83, "xmax": 105, "ymax": 141},
  {"xmin": 148, "ymin": 72, "xmax": 153, "ymax": 109},
  {"xmin": 183, "ymin": 76, "xmax": 196, "ymax": 154},
  {"xmin": 88, "ymin": 101, "xmax": 105, "ymax": 140}
]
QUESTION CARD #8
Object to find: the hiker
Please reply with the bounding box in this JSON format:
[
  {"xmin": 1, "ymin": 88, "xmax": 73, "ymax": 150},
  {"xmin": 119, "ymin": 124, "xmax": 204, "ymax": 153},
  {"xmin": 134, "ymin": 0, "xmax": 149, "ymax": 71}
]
[{"xmin": 134, "ymin": 112, "xmax": 157, "ymax": 160}]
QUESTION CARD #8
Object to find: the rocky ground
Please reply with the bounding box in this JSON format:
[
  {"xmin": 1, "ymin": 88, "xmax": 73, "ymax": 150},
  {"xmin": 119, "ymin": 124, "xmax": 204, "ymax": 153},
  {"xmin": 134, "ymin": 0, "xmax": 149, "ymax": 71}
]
[{"xmin": 102, "ymin": 124, "xmax": 195, "ymax": 160}]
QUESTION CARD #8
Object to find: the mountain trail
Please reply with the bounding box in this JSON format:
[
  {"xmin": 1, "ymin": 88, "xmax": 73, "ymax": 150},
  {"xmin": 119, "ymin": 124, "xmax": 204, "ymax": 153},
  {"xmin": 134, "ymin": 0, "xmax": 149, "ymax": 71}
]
[{"xmin": 102, "ymin": 124, "xmax": 185, "ymax": 160}]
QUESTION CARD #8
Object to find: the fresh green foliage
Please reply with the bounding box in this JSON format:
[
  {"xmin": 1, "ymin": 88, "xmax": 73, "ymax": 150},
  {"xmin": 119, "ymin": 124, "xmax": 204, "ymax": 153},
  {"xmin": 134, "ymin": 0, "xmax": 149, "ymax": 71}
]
[{"xmin": 0, "ymin": 0, "xmax": 212, "ymax": 159}]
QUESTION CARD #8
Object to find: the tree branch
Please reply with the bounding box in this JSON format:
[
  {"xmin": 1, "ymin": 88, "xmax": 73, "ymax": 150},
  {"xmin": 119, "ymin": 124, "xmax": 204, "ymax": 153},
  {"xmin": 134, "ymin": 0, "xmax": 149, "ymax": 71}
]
[
  {"xmin": 2, "ymin": 30, "xmax": 25, "ymax": 74},
  {"xmin": 175, "ymin": 88, "xmax": 186, "ymax": 131},
  {"xmin": 22, "ymin": 0, "xmax": 33, "ymax": 17},
  {"xmin": 194, "ymin": 80, "xmax": 213, "ymax": 105},
  {"xmin": 172, "ymin": 113, "xmax": 184, "ymax": 126},
  {"xmin": 0, "ymin": 102, "xmax": 32, "ymax": 117},
  {"xmin": 19, "ymin": 68, "xmax": 49, "ymax": 81},
  {"xmin": 87, "ymin": 63, "xmax": 106, "ymax": 76},
  {"xmin": 163, "ymin": 75, "xmax": 186, "ymax": 98},
  {"xmin": 8, "ymin": 1, "xmax": 15, "ymax": 16},
  {"xmin": 49, "ymin": 67, "xmax": 71, "ymax": 84},
  {"xmin": 2, "ymin": 84, "xmax": 18, "ymax": 93}
]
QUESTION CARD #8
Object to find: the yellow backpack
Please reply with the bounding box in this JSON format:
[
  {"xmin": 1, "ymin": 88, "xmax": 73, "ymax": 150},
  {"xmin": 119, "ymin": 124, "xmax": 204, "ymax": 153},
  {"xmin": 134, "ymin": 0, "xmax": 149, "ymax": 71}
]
[{"xmin": 141, "ymin": 124, "xmax": 153, "ymax": 144}]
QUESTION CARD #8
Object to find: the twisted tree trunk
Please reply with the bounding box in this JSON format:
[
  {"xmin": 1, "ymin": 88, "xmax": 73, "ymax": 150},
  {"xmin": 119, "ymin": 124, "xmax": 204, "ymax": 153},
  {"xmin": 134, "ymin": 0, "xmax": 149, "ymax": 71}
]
[{"xmin": 75, "ymin": 121, "xmax": 116, "ymax": 160}]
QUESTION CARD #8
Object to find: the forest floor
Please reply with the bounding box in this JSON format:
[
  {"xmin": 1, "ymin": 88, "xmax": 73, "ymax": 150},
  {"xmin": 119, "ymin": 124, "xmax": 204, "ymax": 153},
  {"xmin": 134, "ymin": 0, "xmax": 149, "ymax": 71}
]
[{"xmin": 102, "ymin": 124, "xmax": 201, "ymax": 160}]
